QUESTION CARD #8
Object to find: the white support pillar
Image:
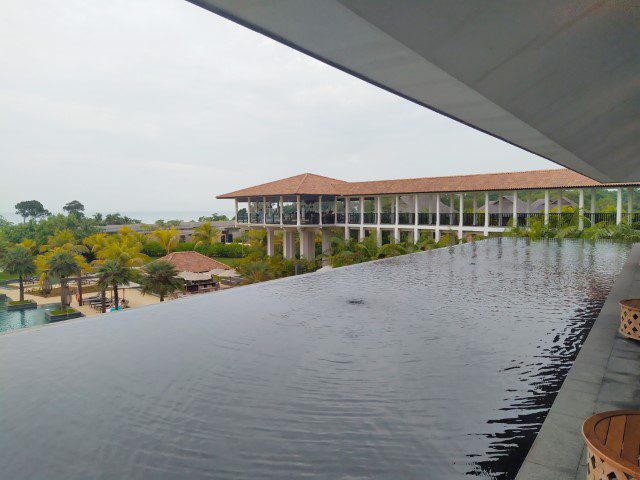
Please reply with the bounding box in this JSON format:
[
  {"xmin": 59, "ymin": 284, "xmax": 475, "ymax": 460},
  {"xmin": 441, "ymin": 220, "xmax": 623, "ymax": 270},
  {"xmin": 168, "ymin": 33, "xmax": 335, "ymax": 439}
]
[
  {"xmin": 296, "ymin": 195, "xmax": 301, "ymax": 227},
  {"xmin": 497, "ymin": 192, "xmax": 503, "ymax": 227},
  {"xmin": 298, "ymin": 229, "xmax": 305, "ymax": 259},
  {"xmin": 578, "ymin": 189, "xmax": 585, "ymax": 230},
  {"xmin": 360, "ymin": 196, "xmax": 365, "ymax": 225},
  {"xmin": 544, "ymin": 190, "xmax": 550, "ymax": 226},
  {"xmin": 283, "ymin": 229, "xmax": 295, "ymax": 259},
  {"xmin": 591, "ymin": 189, "xmax": 596, "ymax": 216},
  {"xmin": 318, "ymin": 196, "xmax": 323, "ymax": 226},
  {"xmin": 458, "ymin": 192, "xmax": 464, "ymax": 238},
  {"xmin": 394, "ymin": 195, "xmax": 400, "ymax": 225},
  {"xmin": 334, "ymin": 197, "xmax": 338, "ymax": 224},
  {"xmin": 344, "ymin": 197, "xmax": 350, "ymax": 240},
  {"xmin": 234, "ymin": 199, "xmax": 239, "ymax": 224},
  {"xmin": 263, "ymin": 196, "xmax": 267, "ymax": 225},
  {"xmin": 483, "ymin": 191, "xmax": 489, "ymax": 236},
  {"xmin": 279, "ymin": 196, "xmax": 283, "ymax": 225},
  {"xmin": 627, "ymin": 187, "xmax": 633, "ymax": 223},
  {"xmin": 435, "ymin": 193, "xmax": 441, "ymax": 242},
  {"xmin": 617, "ymin": 188, "xmax": 623, "ymax": 225},
  {"xmin": 512, "ymin": 190, "xmax": 518, "ymax": 228},
  {"xmin": 300, "ymin": 230, "xmax": 315, "ymax": 260},
  {"xmin": 526, "ymin": 191, "xmax": 531, "ymax": 215},
  {"xmin": 472, "ymin": 194, "xmax": 477, "ymax": 226},
  {"xmin": 247, "ymin": 197, "xmax": 251, "ymax": 224},
  {"xmin": 321, "ymin": 229, "xmax": 331, "ymax": 265},
  {"xmin": 376, "ymin": 196, "xmax": 382, "ymax": 227},
  {"xmin": 414, "ymin": 194, "xmax": 419, "ymax": 243},
  {"xmin": 266, "ymin": 229, "xmax": 275, "ymax": 256}
]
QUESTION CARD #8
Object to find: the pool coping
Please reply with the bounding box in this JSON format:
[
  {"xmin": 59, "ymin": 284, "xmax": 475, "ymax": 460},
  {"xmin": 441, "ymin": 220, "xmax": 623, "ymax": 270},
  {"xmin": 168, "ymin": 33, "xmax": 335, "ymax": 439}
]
[{"xmin": 515, "ymin": 243, "xmax": 640, "ymax": 480}]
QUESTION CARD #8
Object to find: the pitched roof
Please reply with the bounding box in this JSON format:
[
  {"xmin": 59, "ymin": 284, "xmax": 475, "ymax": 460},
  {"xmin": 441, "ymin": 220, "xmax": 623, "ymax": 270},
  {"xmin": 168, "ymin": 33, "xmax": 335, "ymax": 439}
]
[
  {"xmin": 156, "ymin": 251, "xmax": 231, "ymax": 273},
  {"xmin": 217, "ymin": 168, "xmax": 637, "ymax": 199},
  {"xmin": 217, "ymin": 173, "xmax": 347, "ymax": 199}
]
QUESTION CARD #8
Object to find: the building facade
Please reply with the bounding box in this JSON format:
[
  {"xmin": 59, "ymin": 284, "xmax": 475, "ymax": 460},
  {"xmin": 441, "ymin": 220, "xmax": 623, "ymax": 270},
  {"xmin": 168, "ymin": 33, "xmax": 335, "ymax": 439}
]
[{"xmin": 218, "ymin": 169, "xmax": 640, "ymax": 260}]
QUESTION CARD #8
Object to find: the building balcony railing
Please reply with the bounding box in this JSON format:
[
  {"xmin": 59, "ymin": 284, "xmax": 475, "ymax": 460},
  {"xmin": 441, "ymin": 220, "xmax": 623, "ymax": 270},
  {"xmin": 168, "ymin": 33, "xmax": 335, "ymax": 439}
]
[
  {"xmin": 282, "ymin": 213, "xmax": 297, "ymax": 225},
  {"xmin": 398, "ymin": 213, "xmax": 415, "ymax": 224},
  {"xmin": 322, "ymin": 212, "xmax": 336, "ymax": 224},
  {"xmin": 439, "ymin": 213, "xmax": 459, "ymax": 225},
  {"xmin": 380, "ymin": 212, "xmax": 394, "ymax": 224},
  {"xmin": 336, "ymin": 212, "xmax": 346, "ymax": 223},
  {"xmin": 363, "ymin": 212, "xmax": 377, "ymax": 224},
  {"xmin": 584, "ymin": 212, "xmax": 616, "ymax": 225},
  {"xmin": 348, "ymin": 212, "xmax": 360, "ymax": 224},
  {"xmin": 237, "ymin": 212, "xmax": 248, "ymax": 223},
  {"xmin": 250, "ymin": 212, "xmax": 263, "ymax": 223},
  {"xmin": 300, "ymin": 212, "xmax": 320, "ymax": 225},
  {"xmin": 418, "ymin": 213, "xmax": 436, "ymax": 225},
  {"xmin": 265, "ymin": 213, "xmax": 280, "ymax": 224}
]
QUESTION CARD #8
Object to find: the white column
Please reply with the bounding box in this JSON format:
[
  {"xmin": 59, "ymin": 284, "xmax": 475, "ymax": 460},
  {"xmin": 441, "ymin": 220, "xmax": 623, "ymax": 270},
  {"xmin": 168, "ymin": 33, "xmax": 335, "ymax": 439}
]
[
  {"xmin": 526, "ymin": 191, "xmax": 531, "ymax": 215},
  {"xmin": 497, "ymin": 192, "xmax": 503, "ymax": 227},
  {"xmin": 578, "ymin": 189, "xmax": 585, "ymax": 230},
  {"xmin": 376, "ymin": 196, "xmax": 382, "ymax": 227},
  {"xmin": 544, "ymin": 190, "xmax": 550, "ymax": 226},
  {"xmin": 263, "ymin": 196, "xmax": 267, "ymax": 225},
  {"xmin": 414, "ymin": 194, "xmax": 419, "ymax": 242},
  {"xmin": 279, "ymin": 196, "xmax": 283, "ymax": 225},
  {"xmin": 483, "ymin": 191, "xmax": 489, "ymax": 236},
  {"xmin": 266, "ymin": 229, "xmax": 275, "ymax": 256},
  {"xmin": 334, "ymin": 197, "xmax": 338, "ymax": 224},
  {"xmin": 298, "ymin": 228, "xmax": 305, "ymax": 259},
  {"xmin": 512, "ymin": 190, "xmax": 518, "ymax": 227},
  {"xmin": 616, "ymin": 188, "xmax": 623, "ymax": 225},
  {"xmin": 458, "ymin": 192, "xmax": 464, "ymax": 238},
  {"xmin": 318, "ymin": 196, "xmax": 323, "ymax": 226},
  {"xmin": 591, "ymin": 189, "xmax": 596, "ymax": 215},
  {"xmin": 344, "ymin": 197, "xmax": 350, "ymax": 240},
  {"xmin": 300, "ymin": 230, "xmax": 315, "ymax": 260},
  {"xmin": 296, "ymin": 195, "xmax": 301, "ymax": 227},
  {"xmin": 247, "ymin": 197, "xmax": 251, "ymax": 224},
  {"xmin": 394, "ymin": 195, "xmax": 400, "ymax": 225},
  {"xmin": 472, "ymin": 194, "xmax": 477, "ymax": 226},
  {"xmin": 359, "ymin": 197, "xmax": 365, "ymax": 240},
  {"xmin": 321, "ymin": 229, "xmax": 331, "ymax": 254},
  {"xmin": 435, "ymin": 193, "xmax": 441, "ymax": 242},
  {"xmin": 627, "ymin": 187, "xmax": 633, "ymax": 223},
  {"xmin": 376, "ymin": 227, "xmax": 382, "ymax": 246},
  {"xmin": 234, "ymin": 199, "xmax": 239, "ymax": 224},
  {"xmin": 283, "ymin": 230, "xmax": 294, "ymax": 259}
]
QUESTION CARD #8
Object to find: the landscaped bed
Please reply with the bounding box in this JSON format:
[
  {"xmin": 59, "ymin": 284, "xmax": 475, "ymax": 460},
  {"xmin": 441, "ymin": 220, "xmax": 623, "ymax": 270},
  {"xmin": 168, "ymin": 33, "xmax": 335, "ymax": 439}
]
[
  {"xmin": 6, "ymin": 299, "xmax": 37, "ymax": 311},
  {"xmin": 45, "ymin": 307, "xmax": 83, "ymax": 322}
]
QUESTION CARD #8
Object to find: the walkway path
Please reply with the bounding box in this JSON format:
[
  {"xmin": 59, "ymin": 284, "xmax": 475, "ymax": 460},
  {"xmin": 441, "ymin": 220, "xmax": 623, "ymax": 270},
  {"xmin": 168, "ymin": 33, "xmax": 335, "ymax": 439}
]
[{"xmin": 516, "ymin": 244, "xmax": 640, "ymax": 479}]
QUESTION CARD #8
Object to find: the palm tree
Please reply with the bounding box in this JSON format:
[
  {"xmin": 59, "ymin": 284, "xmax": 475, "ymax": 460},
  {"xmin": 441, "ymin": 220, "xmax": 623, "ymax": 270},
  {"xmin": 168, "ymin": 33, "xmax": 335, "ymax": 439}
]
[
  {"xmin": 151, "ymin": 228, "xmax": 180, "ymax": 255},
  {"xmin": 94, "ymin": 234, "xmax": 149, "ymax": 267},
  {"xmin": 192, "ymin": 222, "xmax": 220, "ymax": 249},
  {"xmin": 95, "ymin": 260, "xmax": 134, "ymax": 312},
  {"xmin": 1, "ymin": 246, "xmax": 37, "ymax": 302},
  {"xmin": 237, "ymin": 260, "xmax": 273, "ymax": 284},
  {"xmin": 47, "ymin": 250, "xmax": 80, "ymax": 308},
  {"xmin": 139, "ymin": 260, "xmax": 184, "ymax": 302}
]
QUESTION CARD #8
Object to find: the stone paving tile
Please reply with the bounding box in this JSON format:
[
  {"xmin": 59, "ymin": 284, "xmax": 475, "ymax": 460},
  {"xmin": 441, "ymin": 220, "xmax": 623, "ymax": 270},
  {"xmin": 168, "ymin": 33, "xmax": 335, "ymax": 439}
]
[
  {"xmin": 525, "ymin": 412, "xmax": 585, "ymax": 471},
  {"xmin": 551, "ymin": 378, "xmax": 599, "ymax": 419},
  {"xmin": 516, "ymin": 461, "xmax": 575, "ymax": 480}
]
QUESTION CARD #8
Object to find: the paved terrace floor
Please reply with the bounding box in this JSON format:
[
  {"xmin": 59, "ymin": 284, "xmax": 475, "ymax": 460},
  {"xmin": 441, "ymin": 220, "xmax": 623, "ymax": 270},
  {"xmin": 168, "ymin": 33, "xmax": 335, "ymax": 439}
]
[{"xmin": 516, "ymin": 244, "xmax": 640, "ymax": 480}]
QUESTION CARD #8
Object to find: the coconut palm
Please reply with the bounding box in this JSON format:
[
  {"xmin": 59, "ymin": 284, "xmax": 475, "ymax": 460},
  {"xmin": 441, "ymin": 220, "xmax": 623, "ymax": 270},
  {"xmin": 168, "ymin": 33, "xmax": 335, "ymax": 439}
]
[
  {"xmin": 40, "ymin": 229, "xmax": 87, "ymax": 255},
  {"xmin": 139, "ymin": 260, "xmax": 184, "ymax": 302},
  {"xmin": 192, "ymin": 221, "xmax": 220, "ymax": 249},
  {"xmin": 16, "ymin": 238, "xmax": 38, "ymax": 254},
  {"xmin": 47, "ymin": 250, "xmax": 80, "ymax": 307},
  {"xmin": 83, "ymin": 233, "xmax": 110, "ymax": 254},
  {"xmin": 150, "ymin": 228, "xmax": 180, "ymax": 255},
  {"xmin": 1, "ymin": 245, "xmax": 37, "ymax": 302},
  {"xmin": 94, "ymin": 234, "xmax": 148, "ymax": 267},
  {"xmin": 237, "ymin": 260, "xmax": 273, "ymax": 284},
  {"xmin": 95, "ymin": 260, "xmax": 134, "ymax": 312}
]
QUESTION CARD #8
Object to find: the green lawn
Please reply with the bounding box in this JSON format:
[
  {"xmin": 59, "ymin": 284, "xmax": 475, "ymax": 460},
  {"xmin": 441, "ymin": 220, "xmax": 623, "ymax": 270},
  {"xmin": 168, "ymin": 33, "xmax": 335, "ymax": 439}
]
[{"xmin": 212, "ymin": 257, "xmax": 242, "ymax": 268}]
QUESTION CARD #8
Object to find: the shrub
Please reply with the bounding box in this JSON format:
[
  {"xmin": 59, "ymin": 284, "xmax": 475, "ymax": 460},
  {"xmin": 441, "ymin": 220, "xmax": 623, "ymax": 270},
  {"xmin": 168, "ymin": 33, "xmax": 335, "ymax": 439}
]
[
  {"xmin": 175, "ymin": 242, "xmax": 195, "ymax": 252},
  {"xmin": 142, "ymin": 241, "xmax": 166, "ymax": 257}
]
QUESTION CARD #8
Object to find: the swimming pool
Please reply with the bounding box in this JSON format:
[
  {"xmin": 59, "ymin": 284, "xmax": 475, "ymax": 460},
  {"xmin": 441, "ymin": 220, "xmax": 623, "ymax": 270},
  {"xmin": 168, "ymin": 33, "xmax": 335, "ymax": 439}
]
[
  {"xmin": 0, "ymin": 298, "xmax": 60, "ymax": 333},
  {"xmin": 0, "ymin": 239, "xmax": 630, "ymax": 479}
]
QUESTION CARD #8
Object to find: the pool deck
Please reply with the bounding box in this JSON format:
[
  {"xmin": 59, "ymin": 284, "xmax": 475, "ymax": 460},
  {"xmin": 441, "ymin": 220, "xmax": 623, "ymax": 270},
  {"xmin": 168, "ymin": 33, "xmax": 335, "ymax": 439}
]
[{"xmin": 516, "ymin": 244, "xmax": 640, "ymax": 480}]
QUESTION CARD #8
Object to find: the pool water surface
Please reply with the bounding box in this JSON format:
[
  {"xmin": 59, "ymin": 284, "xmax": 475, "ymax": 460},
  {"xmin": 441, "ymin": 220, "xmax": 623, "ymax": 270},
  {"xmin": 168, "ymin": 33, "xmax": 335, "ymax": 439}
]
[{"xmin": 0, "ymin": 239, "xmax": 630, "ymax": 479}]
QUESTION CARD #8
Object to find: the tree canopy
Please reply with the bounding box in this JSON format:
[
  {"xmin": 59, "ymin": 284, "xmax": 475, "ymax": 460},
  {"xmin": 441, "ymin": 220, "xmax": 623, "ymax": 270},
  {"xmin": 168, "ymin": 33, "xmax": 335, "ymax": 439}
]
[
  {"xmin": 15, "ymin": 200, "xmax": 50, "ymax": 223},
  {"xmin": 62, "ymin": 200, "xmax": 85, "ymax": 218}
]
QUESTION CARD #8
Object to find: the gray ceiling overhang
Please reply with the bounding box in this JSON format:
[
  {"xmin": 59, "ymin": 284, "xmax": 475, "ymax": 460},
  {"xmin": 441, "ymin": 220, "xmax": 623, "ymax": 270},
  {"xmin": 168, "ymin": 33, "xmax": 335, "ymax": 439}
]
[{"xmin": 187, "ymin": 0, "xmax": 640, "ymax": 182}]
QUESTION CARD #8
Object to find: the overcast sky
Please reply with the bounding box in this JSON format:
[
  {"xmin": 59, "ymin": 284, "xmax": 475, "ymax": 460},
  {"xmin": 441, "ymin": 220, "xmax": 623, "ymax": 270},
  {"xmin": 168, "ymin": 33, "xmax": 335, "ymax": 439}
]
[{"xmin": 0, "ymin": 0, "xmax": 558, "ymax": 217}]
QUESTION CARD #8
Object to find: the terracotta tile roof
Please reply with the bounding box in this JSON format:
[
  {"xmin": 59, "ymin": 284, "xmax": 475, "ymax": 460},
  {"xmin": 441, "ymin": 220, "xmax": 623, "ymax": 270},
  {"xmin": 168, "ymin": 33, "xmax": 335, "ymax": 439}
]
[
  {"xmin": 156, "ymin": 251, "xmax": 231, "ymax": 273},
  {"xmin": 217, "ymin": 168, "xmax": 639, "ymax": 199},
  {"xmin": 217, "ymin": 173, "xmax": 347, "ymax": 198}
]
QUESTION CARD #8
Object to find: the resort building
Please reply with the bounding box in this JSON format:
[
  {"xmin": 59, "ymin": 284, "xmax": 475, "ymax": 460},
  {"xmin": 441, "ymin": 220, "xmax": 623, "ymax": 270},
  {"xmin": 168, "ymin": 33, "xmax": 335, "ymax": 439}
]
[
  {"xmin": 100, "ymin": 221, "xmax": 244, "ymax": 243},
  {"xmin": 219, "ymin": 168, "xmax": 640, "ymax": 260},
  {"xmin": 156, "ymin": 251, "xmax": 236, "ymax": 294}
]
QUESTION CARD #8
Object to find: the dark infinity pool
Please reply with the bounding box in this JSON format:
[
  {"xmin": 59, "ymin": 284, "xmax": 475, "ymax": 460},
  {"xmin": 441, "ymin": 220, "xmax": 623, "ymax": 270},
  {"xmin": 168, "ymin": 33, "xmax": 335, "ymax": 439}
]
[{"xmin": 0, "ymin": 239, "xmax": 629, "ymax": 479}]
